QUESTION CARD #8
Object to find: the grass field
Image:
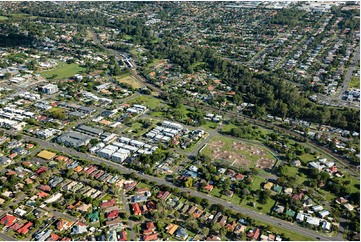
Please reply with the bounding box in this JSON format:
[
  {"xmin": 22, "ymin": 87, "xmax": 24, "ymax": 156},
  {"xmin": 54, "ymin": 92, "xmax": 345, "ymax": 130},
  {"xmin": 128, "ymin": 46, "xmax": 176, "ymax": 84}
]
[
  {"xmin": 241, "ymin": 196, "xmax": 276, "ymax": 214},
  {"xmin": 200, "ymin": 120, "xmax": 219, "ymax": 130},
  {"xmin": 221, "ymin": 123, "xmax": 238, "ymax": 133},
  {"xmin": 250, "ymin": 175, "xmax": 265, "ymax": 191},
  {"xmin": 116, "ymin": 75, "xmax": 144, "ymax": 89},
  {"xmin": 9, "ymin": 13, "xmax": 37, "ymax": 20},
  {"xmin": 201, "ymin": 135, "xmax": 275, "ymax": 168},
  {"xmin": 128, "ymin": 95, "xmax": 165, "ymax": 110},
  {"xmin": 349, "ymin": 76, "xmax": 360, "ymax": 88},
  {"xmin": 0, "ymin": 16, "xmax": 8, "ymax": 21},
  {"xmin": 136, "ymin": 182, "xmax": 152, "ymax": 189},
  {"xmin": 39, "ymin": 63, "xmax": 85, "ymax": 80},
  {"xmin": 124, "ymin": 119, "xmax": 156, "ymax": 136},
  {"xmin": 299, "ymin": 153, "xmax": 316, "ymax": 163}
]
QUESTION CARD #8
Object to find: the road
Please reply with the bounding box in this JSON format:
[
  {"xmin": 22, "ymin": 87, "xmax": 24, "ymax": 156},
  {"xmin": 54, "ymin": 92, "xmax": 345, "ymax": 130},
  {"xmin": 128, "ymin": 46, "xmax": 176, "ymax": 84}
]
[
  {"xmin": 0, "ymin": 232, "xmax": 16, "ymax": 241},
  {"xmin": 1, "ymin": 129, "xmax": 336, "ymax": 241},
  {"xmin": 121, "ymin": 193, "xmax": 135, "ymax": 240},
  {"xmin": 319, "ymin": 46, "xmax": 360, "ymax": 108},
  {"xmin": 335, "ymin": 46, "xmax": 360, "ymax": 100},
  {"xmin": 113, "ymin": 51, "xmax": 358, "ymax": 174},
  {"xmin": 74, "ymin": 30, "xmax": 359, "ymax": 174},
  {"xmin": 43, "ymin": 207, "xmax": 78, "ymax": 222}
]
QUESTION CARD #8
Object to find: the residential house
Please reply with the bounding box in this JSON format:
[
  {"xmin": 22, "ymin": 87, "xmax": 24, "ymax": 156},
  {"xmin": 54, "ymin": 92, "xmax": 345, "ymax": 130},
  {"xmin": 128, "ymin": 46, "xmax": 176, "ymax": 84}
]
[
  {"xmin": 106, "ymin": 218, "xmax": 122, "ymax": 227},
  {"xmin": 225, "ymin": 221, "xmax": 237, "ymax": 232},
  {"xmin": 143, "ymin": 233, "xmax": 158, "ymax": 241},
  {"xmin": 106, "ymin": 210, "xmax": 119, "ymax": 220},
  {"xmin": 0, "ymin": 214, "xmax": 17, "ymax": 227},
  {"xmin": 100, "ymin": 199, "xmax": 116, "ymax": 208},
  {"xmin": 206, "ymin": 235, "xmax": 222, "ymax": 241},
  {"xmin": 247, "ymin": 227, "xmax": 261, "ymax": 241},
  {"xmin": 273, "ymin": 205, "xmax": 285, "ymax": 214},
  {"xmin": 132, "ymin": 203, "xmax": 141, "ymax": 215},
  {"xmin": 165, "ymin": 223, "xmax": 179, "ymax": 235},
  {"xmin": 175, "ymin": 227, "xmax": 188, "ymax": 240},
  {"xmin": 87, "ymin": 211, "xmax": 99, "ymax": 223},
  {"xmin": 17, "ymin": 221, "xmax": 33, "ymax": 235},
  {"xmin": 57, "ymin": 219, "xmax": 73, "ymax": 231},
  {"xmin": 118, "ymin": 231, "xmax": 127, "ymax": 241},
  {"xmin": 156, "ymin": 191, "xmax": 171, "ymax": 200},
  {"xmin": 218, "ymin": 215, "xmax": 228, "ymax": 227},
  {"xmin": 263, "ymin": 182, "xmax": 273, "ymax": 190},
  {"xmin": 204, "ymin": 184, "xmax": 214, "ymax": 192},
  {"xmin": 71, "ymin": 221, "xmax": 88, "ymax": 234},
  {"xmin": 234, "ymin": 224, "xmax": 247, "ymax": 234}
]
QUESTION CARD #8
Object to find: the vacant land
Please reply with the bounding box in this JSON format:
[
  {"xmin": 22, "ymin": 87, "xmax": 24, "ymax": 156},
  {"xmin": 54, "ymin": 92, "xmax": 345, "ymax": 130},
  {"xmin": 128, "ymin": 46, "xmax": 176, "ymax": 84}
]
[
  {"xmin": 116, "ymin": 75, "xmax": 144, "ymax": 89},
  {"xmin": 39, "ymin": 63, "xmax": 85, "ymax": 80},
  {"xmin": 0, "ymin": 16, "xmax": 8, "ymax": 21},
  {"xmin": 9, "ymin": 13, "xmax": 37, "ymax": 20},
  {"xmin": 128, "ymin": 95, "xmax": 165, "ymax": 110},
  {"xmin": 349, "ymin": 76, "xmax": 360, "ymax": 88},
  {"xmin": 201, "ymin": 135, "xmax": 276, "ymax": 169}
]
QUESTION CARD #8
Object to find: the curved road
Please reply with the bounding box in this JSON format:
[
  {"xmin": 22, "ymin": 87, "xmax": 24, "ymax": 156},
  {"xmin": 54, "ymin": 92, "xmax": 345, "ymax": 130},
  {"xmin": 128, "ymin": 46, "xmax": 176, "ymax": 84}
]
[{"xmin": 2, "ymin": 129, "xmax": 337, "ymax": 241}]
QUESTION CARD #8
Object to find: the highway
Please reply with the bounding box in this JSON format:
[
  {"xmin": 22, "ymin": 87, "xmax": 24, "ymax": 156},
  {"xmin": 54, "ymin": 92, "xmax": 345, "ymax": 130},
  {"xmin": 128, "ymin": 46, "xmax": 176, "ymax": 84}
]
[{"xmin": 1, "ymin": 129, "xmax": 336, "ymax": 241}]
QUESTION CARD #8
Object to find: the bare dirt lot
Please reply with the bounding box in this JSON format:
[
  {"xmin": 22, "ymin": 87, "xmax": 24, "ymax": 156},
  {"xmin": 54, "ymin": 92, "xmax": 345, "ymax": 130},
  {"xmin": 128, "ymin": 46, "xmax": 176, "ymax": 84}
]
[{"xmin": 205, "ymin": 138, "xmax": 275, "ymax": 169}]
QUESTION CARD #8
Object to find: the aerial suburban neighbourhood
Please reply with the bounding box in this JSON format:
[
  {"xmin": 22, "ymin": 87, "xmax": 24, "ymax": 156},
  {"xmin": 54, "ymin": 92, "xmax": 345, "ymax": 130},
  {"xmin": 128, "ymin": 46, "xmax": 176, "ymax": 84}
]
[{"xmin": 0, "ymin": 1, "xmax": 359, "ymax": 241}]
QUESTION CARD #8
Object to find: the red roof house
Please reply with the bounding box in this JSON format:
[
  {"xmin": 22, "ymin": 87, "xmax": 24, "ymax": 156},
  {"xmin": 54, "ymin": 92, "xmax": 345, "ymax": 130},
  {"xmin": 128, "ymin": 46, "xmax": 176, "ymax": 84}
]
[
  {"xmin": 204, "ymin": 184, "xmax": 214, "ymax": 192},
  {"xmin": 132, "ymin": 203, "xmax": 141, "ymax": 216},
  {"xmin": 17, "ymin": 221, "xmax": 33, "ymax": 234},
  {"xmin": 147, "ymin": 201, "xmax": 156, "ymax": 211},
  {"xmin": 0, "ymin": 214, "xmax": 17, "ymax": 227},
  {"xmin": 106, "ymin": 210, "xmax": 119, "ymax": 220},
  {"xmin": 143, "ymin": 233, "xmax": 158, "ymax": 241},
  {"xmin": 37, "ymin": 191, "xmax": 49, "ymax": 198},
  {"xmin": 118, "ymin": 231, "xmax": 127, "ymax": 241},
  {"xmin": 47, "ymin": 233, "xmax": 60, "ymax": 241},
  {"xmin": 100, "ymin": 199, "xmax": 116, "ymax": 208},
  {"xmin": 39, "ymin": 185, "xmax": 51, "ymax": 192}
]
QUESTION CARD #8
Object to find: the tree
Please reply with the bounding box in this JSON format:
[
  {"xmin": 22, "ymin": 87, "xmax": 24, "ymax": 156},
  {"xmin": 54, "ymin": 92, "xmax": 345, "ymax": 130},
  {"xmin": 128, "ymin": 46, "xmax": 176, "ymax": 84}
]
[
  {"xmin": 279, "ymin": 166, "xmax": 288, "ymax": 176},
  {"xmin": 202, "ymin": 227, "xmax": 210, "ymax": 237},
  {"xmin": 259, "ymin": 190, "xmax": 271, "ymax": 204},
  {"xmin": 184, "ymin": 177, "xmax": 193, "ymax": 188}
]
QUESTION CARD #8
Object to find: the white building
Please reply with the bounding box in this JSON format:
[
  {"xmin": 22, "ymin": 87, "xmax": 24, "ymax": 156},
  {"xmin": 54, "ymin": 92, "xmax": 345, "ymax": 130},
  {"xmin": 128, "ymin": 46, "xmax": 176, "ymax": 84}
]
[{"xmin": 42, "ymin": 84, "xmax": 59, "ymax": 94}]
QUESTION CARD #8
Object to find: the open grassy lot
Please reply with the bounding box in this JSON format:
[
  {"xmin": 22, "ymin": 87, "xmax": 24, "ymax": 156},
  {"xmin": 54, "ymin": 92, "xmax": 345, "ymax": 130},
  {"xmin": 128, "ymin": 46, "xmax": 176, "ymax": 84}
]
[
  {"xmin": 349, "ymin": 76, "xmax": 360, "ymax": 88},
  {"xmin": 241, "ymin": 195, "xmax": 276, "ymax": 214},
  {"xmin": 116, "ymin": 75, "xmax": 144, "ymax": 89},
  {"xmin": 250, "ymin": 175, "xmax": 265, "ymax": 191},
  {"xmin": 124, "ymin": 119, "xmax": 156, "ymax": 137},
  {"xmin": 221, "ymin": 123, "xmax": 238, "ymax": 133},
  {"xmin": 201, "ymin": 135, "xmax": 276, "ymax": 169},
  {"xmin": 299, "ymin": 153, "xmax": 316, "ymax": 163},
  {"xmin": 9, "ymin": 13, "xmax": 37, "ymax": 20},
  {"xmin": 39, "ymin": 63, "xmax": 85, "ymax": 80},
  {"xmin": 200, "ymin": 120, "xmax": 219, "ymax": 130},
  {"xmin": 128, "ymin": 95, "xmax": 165, "ymax": 110},
  {"xmin": 0, "ymin": 16, "xmax": 8, "ymax": 21},
  {"xmin": 136, "ymin": 182, "xmax": 152, "ymax": 189}
]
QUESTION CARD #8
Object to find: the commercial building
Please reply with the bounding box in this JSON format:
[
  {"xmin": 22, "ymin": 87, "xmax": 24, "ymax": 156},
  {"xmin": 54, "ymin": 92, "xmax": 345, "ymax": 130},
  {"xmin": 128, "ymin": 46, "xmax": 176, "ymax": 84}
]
[
  {"xmin": 42, "ymin": 84, "xmax": 59, "ymax": 95},
  {"xmin": 57, "ymin": 131, "xmax": 91, "ymax": 148}
]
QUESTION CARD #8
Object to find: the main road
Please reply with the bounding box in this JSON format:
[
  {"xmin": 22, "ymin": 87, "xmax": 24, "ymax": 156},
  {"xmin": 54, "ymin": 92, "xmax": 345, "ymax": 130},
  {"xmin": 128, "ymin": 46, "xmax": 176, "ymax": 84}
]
[
  {"xmin": 2, "ymin": 129, "xmax": 336, "ymax": 241},
  {"xmin": 102, "ymin": 45, "xmax": 359, "ymax": 175}
]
